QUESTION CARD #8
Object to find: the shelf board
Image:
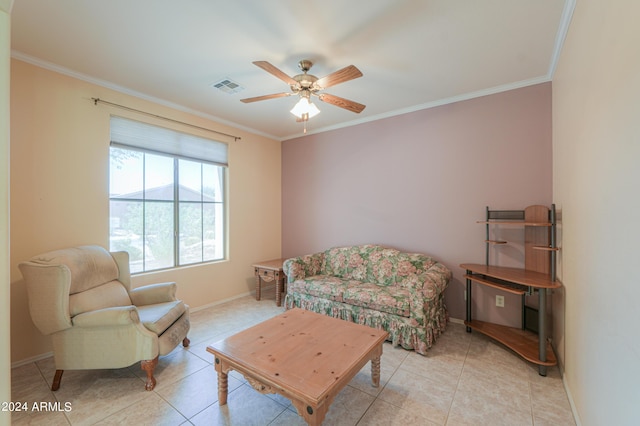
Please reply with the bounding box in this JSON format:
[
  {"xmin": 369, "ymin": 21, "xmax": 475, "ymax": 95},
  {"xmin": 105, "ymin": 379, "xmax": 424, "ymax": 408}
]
[
  {"xmin": 460, "ymin": 264, "xmax": 560, "ymax": 289},
  {"xmin": 464, "ymin": 274, "xmax": 527, "ymax": 295},
  {"xmin": 485, "ymin": 240, "xmax": 507, "ymax": 245},
  {"xmin": 532, "ymin": 246, "xmax": 560, "ymax": 251},
  {"xmin": 477, "ymin": 221, "xmax": 552, "ymax": 226},
  {"xmin": 464, "ymin": 320, "xmax": 557, "ymax": 367}
]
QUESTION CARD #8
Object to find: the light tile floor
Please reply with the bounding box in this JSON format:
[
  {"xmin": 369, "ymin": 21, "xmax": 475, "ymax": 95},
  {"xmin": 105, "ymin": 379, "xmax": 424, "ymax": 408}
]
[{"xmin": 11, "ymin": 291, "xmax": 576, "ymax": 425}]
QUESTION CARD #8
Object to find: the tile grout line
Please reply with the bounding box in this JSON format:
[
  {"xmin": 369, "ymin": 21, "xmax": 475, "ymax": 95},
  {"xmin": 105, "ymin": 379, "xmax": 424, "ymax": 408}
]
[
  {"xmin": 354, "ymin": 351, "xmax": 406, "ymax": 425},
  {"xmin": 442, "ymin": 337, "xmax": 472, "ymax": 426}
]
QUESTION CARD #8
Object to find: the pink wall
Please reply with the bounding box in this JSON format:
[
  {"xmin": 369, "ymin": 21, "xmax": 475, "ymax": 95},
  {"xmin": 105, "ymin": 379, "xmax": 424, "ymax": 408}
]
[{"xmin": 282, "ymin": 83, "xmax": 552, "ymax": 324}]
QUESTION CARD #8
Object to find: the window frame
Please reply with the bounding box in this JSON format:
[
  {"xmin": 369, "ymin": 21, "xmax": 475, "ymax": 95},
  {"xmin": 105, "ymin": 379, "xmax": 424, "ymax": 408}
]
[{"xmin": 109, "ymin": 120, "xmax": 228, "ymax": 274}]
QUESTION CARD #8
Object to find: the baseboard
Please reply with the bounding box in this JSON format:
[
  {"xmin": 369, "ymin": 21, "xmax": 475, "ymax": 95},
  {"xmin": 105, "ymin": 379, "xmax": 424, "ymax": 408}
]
[
  {"xmin": 11, "ymin": 351, "xmax": 53, "ymax": 369},
  {"xmin": 563, "ymin": 375, "xmax": 583, "ymax": 426},
  {"xmin": 449, "ymin": 317, "xmax": 465, "ymax": 325},
  {"xmin": 188, "ymin": 291, "xmax": 252, "ymax": 313}
]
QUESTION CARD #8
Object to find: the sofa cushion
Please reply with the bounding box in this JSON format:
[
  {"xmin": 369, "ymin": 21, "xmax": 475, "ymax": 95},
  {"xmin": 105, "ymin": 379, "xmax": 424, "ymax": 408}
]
[
  {"xmin": 342, "ymin": 282, "xmax": 411, "ymax": 317},
  {"xmin": 323, "ymin": 245, "xmax": 403, "ymax": 285},
  {"xmin": 321, "ymin": 245, "xmax": 440, "ymax": 287},
  {"xmin": 69, "ymin": 280, "xmax": 132, "ymax": 317},
  {"xmin": 287, "ymin": 275, "xmax": 351, "ymax": 302}
]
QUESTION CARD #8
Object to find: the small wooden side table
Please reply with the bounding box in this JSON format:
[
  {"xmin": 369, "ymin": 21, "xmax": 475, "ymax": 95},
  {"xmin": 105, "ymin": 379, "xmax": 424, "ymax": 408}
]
[{"xmin": 252, "ymin": 258, "xmax": 287, "ymax": 306}]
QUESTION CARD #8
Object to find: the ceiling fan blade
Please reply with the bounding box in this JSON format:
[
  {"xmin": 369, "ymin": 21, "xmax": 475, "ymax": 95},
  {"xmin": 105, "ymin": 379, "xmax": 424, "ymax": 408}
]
[
  {"xmin": 318, "ymin": 93, "xmax": 366, "ymax": 113},
  {"xmin": 314, "ymin": 65, "xmax": 363, "ymax": 89},
  {"xmin": 252, "ymin": 61, "xmax": 299, "ymax": 87},
  {"xmin": 240, "ymin": 92, "xmax": 293, "ymax": 103}
]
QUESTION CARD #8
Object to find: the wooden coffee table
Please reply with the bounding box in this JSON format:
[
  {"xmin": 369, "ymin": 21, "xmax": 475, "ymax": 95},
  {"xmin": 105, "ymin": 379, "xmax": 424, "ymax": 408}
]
[{"xmin": 207, "ymin": 308, "xmax": 388, "ymax": 425}]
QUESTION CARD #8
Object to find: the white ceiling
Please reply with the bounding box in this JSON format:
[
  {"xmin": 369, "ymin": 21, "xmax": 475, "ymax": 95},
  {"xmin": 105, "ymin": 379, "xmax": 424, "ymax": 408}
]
[{"xmin": 10, "ymin": 0, "xmax": 573, "ymax": 141}]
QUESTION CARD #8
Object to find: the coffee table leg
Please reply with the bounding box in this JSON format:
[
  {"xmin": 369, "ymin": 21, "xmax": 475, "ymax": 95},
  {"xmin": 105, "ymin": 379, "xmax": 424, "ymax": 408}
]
[
  {"xmin": 371, "ymin": 355, "xmax": 381, "ymax": 387},
  {"xmin": 218, "ymin": 370, "xmax": 228, "ymax": 405},
  {"xmin": 291, "ymin": 400, "xmax": 327, "ymax": 426}
]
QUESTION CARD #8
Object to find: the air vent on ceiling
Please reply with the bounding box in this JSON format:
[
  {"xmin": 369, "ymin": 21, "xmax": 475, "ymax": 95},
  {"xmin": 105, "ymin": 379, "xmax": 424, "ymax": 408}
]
[{"xmin": 211, "ymin": 78, "xmax": 244, "ymax": 94}]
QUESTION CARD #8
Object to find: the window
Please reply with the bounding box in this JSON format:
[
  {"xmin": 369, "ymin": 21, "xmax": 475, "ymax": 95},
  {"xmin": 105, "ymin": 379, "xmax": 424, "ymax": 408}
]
[{"xmin": 109, "ymin": 117, "xmax": 227, "ymax": 273}]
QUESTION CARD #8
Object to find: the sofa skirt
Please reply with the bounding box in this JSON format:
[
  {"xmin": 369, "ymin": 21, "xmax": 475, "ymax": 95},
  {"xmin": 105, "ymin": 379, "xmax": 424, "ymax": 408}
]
[{"xmin": 284, "ymin": 292, "xmax": 448, "ymax": 355}]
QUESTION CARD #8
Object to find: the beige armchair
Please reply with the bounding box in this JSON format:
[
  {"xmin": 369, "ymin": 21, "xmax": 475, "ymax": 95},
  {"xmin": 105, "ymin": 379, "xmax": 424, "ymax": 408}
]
[{"xmin": 18, "ymin": 245, "xmax": 190, "ymax": 391}]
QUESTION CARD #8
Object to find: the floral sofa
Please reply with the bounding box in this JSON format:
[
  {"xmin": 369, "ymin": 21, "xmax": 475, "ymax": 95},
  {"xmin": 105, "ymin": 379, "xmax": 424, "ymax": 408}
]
[{"xmin": 283, "ymin": 244, "xmax": 451, "ymax": 355}]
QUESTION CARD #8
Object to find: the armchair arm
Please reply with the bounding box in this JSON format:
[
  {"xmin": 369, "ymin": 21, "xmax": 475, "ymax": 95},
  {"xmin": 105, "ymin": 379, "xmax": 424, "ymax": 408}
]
[
  {"xmin": 283, "ymin": 252, "xmax": 325, "ymax": 282},
  {"xmin": 72, "ymin": 306, "xmax": 140, "ymax": 327},
  {"xmin": 129, "ymin": 282, "xmax": 177, "ymax": 306}
]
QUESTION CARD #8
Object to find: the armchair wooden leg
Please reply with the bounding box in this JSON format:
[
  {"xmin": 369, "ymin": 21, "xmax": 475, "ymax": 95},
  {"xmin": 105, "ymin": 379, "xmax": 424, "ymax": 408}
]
[
  {"xmin": 51, "ymin": 369, "xmax": 64, "ymax": 391},
  {"xmin": 183, "ymin": 337, "xmax": 190, "ymax": 347},
  {"xmin": 141, "ymin": 356, "xmax": 159, "ymax": 391}
]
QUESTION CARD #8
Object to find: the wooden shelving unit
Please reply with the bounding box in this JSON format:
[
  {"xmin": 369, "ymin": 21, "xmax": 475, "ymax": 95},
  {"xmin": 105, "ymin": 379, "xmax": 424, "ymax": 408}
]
[{"xmin": 461, "ymin": 204, "xmax": 560, "ymax": 376}]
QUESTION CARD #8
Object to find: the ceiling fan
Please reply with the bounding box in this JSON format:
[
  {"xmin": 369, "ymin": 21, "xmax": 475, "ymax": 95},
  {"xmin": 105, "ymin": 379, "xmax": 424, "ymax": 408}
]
[{"xmin": 241, "ymin": 60, "xmax": 366, "ymax": 122}]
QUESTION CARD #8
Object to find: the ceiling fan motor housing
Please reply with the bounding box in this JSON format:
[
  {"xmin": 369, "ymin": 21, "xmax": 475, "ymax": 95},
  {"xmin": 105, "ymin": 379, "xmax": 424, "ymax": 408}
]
[
  {"xmin": 291, "ymin": 74, "xmax": 318, "ymax": 92},
  {"xmin": 291, "ymin": 60, "xmax": 318, "ymax": 92}
]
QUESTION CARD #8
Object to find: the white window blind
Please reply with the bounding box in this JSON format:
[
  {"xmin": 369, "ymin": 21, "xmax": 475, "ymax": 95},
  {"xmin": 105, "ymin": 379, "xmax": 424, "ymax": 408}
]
[{"xmin": 110, "ymin": 116, "xmax": 228, "ymax": 166}]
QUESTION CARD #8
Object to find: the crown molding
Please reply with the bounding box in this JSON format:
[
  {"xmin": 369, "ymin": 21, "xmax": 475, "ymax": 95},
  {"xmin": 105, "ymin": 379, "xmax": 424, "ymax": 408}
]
[
  {"xmin": 282, "ymin": 75, "xmax": 551, "ymax": 141},
  {"xmin": 10, "ymin": 51, "xmax": 280, "ymax": 141},
  {"xmin": 547, "ymin": 0, "xmax": 576, "ymax": 79}
]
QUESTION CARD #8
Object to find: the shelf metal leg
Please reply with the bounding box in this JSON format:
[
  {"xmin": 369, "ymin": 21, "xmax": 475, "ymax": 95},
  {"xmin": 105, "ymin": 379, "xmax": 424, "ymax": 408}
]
[
  {"xmin": 538, "ymin": 288, "xmax": 547, "ymax": 376},
  {"xmin": 466, "ymin": 273, "xmax": 472, "ymax": 333},
  {"xmin": 521, "ymin": 294, "xmax": 526, "ymax": 330}
]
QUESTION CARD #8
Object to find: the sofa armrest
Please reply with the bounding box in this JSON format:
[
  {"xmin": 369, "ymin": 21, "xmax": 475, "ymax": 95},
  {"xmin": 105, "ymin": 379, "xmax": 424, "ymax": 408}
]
[
  {"xmin": 284, "ymin": 252, "xmax": 325, "ymax": 282},
  {"xmin": 398, "ymin": 266, "xmax": 450, "ymax": 294},
  {"xmin": 72, "ymin": 306, "xmax": 141, "ymax": 327},
  {"xmin": 420, "ymin": 262, "xmax": 452, "ymax": 297},
  {"xmin": 404, "ymin": 262, "xmax": 452, "ymax": 314},
  {"xmin": 130, "ymin": 282, "xmax": 177, "ymax": 306}
]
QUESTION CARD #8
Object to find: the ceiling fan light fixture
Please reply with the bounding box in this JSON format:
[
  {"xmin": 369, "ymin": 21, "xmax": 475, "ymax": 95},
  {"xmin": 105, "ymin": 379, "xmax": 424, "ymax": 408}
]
[{"xmin": 290, "ymin": 97, "xmax": 320, "ymax": 119}]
